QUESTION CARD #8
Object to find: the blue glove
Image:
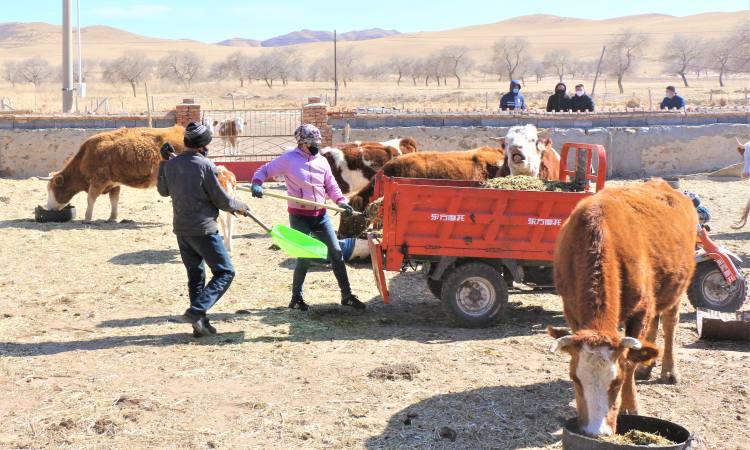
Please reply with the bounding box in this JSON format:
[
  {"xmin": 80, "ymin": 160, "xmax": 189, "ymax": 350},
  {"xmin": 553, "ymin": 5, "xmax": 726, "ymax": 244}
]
[
  {"xmin": 251, "ymin": 184, "xmax": 263, "ymax": 198},
  {"xmin": 338, "ymin": 202, "xmax": 354, "ymax": 217}
]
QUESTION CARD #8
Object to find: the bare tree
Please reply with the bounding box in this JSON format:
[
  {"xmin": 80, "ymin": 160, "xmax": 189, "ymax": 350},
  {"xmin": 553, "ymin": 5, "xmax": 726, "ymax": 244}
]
[
  {"xmin": 440, "ymin": 46, "xmax": 474, "ymax": 88},
  {"xmin": 425, "ymin": 52, "xmax": 450, "ymax": 86},
  {"xmin": 17, "ymin": 57, "xmax": 53, "ymax": 88},
  {"xmin": 253, "ymin": 53, "xmax": 281, "ymax": 88},
  {"xmin": 604, "ymin": 29, "xmax": 649, "ymax": 94},
  {"xmin": 705, "ymin": 26, "xmax": 749, "ymax": 87},
  {"xmin": 337, "ymin": 47, "xmax": 360, "ymax": 87},
  {"xmin": 2, "ymin": 61, "xmax": 21, "ymax": 87},
  {"xmin": 406, "ymin": 59, "xmax": 423, "ymax": 85},
  {"xmin": 312, "ymin": 55, "xmax": 334, "ymax": 83},
  {"xmin": 389, "ymin": 57, "xmax": 408, "ymax": 86},
  {"xmin": 209, "ymin": 60, "xmax": 232, "ymax": 81},
  {"xmin": 267, "ymin": 48, "xmax": 301, "ymax": 87},
  {"xmin": 102, "ymin": 51, "xmax": 153, "ymax": 97},
  {"xmin": 543, "ymin": 50, "xmax": 573, "ymax": 83},
  {"xmin": 491, "ymin": 37, "xmax": 530, "ymax": 81},
  {"xmin": 531, "ymin": 60, "xmax": 546, "ymax": 84},
  {"xmin": 662, "ymin": 35, "xmax": 703, "ymax": 87},
  {"xmin": 158, "ymin": 51, "xmax": 204, "ymax": 88},
  {"xmin": 225, "ymin": 51, "xmax": 248, "ymax": 86}
]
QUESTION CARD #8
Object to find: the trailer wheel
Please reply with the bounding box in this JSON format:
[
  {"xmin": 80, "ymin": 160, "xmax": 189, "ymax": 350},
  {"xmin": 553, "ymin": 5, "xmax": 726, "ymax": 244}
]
[
  {"xmin": 687, "ymin": 261, "xmax": 747, "ymax": 312},
  {"xmin": 441, "ymin": 262, "xmax": 508, "ymax": 327},
  {"xmin": 426, "ymin": 278, "xmax": 443, "ymax": 299}
]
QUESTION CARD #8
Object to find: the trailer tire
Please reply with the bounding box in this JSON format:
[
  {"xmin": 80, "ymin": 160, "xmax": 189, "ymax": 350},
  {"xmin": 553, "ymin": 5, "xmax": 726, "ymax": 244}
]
[
  {"xmin": 426, "ymin": 278, "xmax": 443, "ymax": 299},
  {"xmin": 687, "ymin": 261, "xmax": 747, "ymax": 312},
  {"xmin": 441, "ymin": 262, "xmax": 508, "ymax": 327}
]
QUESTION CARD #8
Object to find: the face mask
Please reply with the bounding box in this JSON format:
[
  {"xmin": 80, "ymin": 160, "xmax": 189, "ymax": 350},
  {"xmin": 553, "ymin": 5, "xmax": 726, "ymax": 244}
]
[
  {"xmin": 308, "ymin": 144, "xmax": 320, "ymax": 156},
  {"xmin": 512, "ymin": 88, "xmax": 519, "ymax": 94},
  {"xmin": 199, "ymin": 147, "xmax": 209, "ymax": 156},
  {"xmin": 575, "ymin": 90, "xmax": 584, "ymax": 97},
  {"xmin": 556, "ymin": 89, "xmax": 565, "ymax": 94}
]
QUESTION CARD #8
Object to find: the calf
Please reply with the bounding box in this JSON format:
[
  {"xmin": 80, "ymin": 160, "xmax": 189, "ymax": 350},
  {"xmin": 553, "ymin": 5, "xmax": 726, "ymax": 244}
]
[
  {"xmin": 549, "ymin": 179, "xmax": 697, "ymax": 437},
  {"xmin": 213, "ymin": 117, "xmax": 245, "ymax": 156},
  {"xmin": 215, "ymin": 165, "xmax": 238, "ymax": 251},
  {"xmin": 46, "ymin": 126, "xmax": 185, "ymax": 222},
  {"xmin": 733, "ymin": 138, "xmax": 749, "ymax": 229}
]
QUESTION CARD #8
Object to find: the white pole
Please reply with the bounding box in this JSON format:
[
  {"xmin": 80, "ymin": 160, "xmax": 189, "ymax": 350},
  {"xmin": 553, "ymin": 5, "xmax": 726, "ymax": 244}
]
[
  {"xmin": 62, "ymin": 0, "xmax": 73, "ymax": 112},
  {"xmin": 76, "ymin": 0, "xmax": 82, "ymax": 88}
]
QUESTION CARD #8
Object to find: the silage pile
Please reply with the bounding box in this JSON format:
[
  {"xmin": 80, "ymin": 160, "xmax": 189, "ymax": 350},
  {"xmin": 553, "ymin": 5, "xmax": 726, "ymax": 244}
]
[{"xmin": 482, "ymin": 175, "xmax": 583, "ymax": 192}]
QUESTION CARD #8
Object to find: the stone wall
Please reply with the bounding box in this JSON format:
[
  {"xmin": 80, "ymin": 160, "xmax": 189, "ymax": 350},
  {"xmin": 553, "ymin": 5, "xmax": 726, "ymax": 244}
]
[{"xmin": 335, "ymin": 123, "xmax": 750, "ymax": 178}]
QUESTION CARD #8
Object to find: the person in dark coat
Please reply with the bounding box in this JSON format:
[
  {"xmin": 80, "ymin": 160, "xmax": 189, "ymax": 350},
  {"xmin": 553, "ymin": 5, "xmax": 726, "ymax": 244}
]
[
  {"xmin": 546, "ymin": 82, "xmax": 570, "ymax": 112},
  {"xmin": 500, "ymin": 80, "xmax": 526, "ymax": 111},
  {"xmin": 568, "ymin": 83, "xmax": 594, "ymax": 112},
  {"xmin": 660, "ymin": 86, "xmax": 686, "ymax": 110}
]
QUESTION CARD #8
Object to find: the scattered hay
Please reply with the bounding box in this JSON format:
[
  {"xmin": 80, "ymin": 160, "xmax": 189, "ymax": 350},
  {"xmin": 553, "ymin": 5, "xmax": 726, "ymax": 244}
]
[
  {"xmin": 368, "ymin": 363, "xmax": 420, "ymax": 381},
  {"xmin": 600, "ymin": 430, "xmax": 675, "ymax": 445},
  {"xmin": 92, "ymin": 417, "xmax": 118, "ymax": 436},
  {"xmin": 482, "ymin": 175, "xmax": 583, "ymax": 192}
]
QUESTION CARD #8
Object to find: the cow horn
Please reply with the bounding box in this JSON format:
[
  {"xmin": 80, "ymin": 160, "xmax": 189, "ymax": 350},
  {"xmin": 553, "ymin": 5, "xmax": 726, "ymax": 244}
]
[
  {"xmin": 549, "ymin": 335, "xmax": 574, "ymax": 353},
  {"xmin": 489, "ymin": 137, "xmax": 504, "ymax": 142},
  {"xmin": 737, "ymin": 137, "xmax": 746, "ymax": 147},
  {"xmin": 620, "ymin": 337, "xmax": 642, "ymax": 350}
]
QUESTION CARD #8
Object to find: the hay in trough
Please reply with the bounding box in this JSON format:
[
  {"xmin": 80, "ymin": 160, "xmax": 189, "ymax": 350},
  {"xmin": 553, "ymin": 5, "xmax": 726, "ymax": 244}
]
[
  {"xmin": 600, "ymin": 430, "xmax": 675, "ymax": 445},
  {"xmin": 482, "ymin": 175, "xmax": 583, "ymax": 192}
]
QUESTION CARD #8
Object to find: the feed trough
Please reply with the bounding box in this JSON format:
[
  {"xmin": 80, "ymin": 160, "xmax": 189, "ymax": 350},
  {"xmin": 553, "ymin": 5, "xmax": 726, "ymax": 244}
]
[
  {"xmin": 563, "ymin": 415, "xmax": 692, "ymax": 450},
  {"xmin": 34, "ymin": 205, "xmax": 76, "ymax": 223},
  {"xmin": 697, "ymin": 308, "xmax": 750, "ymax": 341}
]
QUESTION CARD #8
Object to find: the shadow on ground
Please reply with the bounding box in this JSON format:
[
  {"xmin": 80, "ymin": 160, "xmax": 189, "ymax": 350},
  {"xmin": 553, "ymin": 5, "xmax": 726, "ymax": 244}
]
[
  {"xmin": 109, "ymin": 249, "xmax": 180, "ymax": 265},
  {"xmin": 0, "ymin": 218, "xmax": 163, "ymax": 231},
  {"xmin": 97, "ymin": 271, "xmax": 565, "ymax": 344},
  {"xmin": 0, "ymin": 331, "xmax": 245, "ymax": 357},
  {"xmin": 365, "ymin": 380, "xmax": 574, "ymax": 449}
]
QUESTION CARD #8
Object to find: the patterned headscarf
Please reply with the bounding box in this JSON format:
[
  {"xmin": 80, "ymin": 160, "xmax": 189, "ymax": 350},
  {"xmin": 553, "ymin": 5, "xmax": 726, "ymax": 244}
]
[{"xmin": 294, "ymin": 124, "xmax": 322, "ymax": 145}]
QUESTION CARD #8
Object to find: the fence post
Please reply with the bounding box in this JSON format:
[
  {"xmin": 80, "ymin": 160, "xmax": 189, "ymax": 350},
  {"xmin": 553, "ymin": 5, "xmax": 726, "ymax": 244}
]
[
  {"xmin": 648, "ymin": 89, "xmax": 652, "ymax": 110},
  {"xmin": 175, "ymin": 98, "xmax": 200, "ymax": 127},
  {"xmin": 302, "ymin": 97, "xmax": 332, "ymax": 147}
]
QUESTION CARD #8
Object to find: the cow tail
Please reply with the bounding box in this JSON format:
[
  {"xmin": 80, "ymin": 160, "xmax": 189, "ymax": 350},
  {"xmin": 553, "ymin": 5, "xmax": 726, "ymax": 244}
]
[{"xmin": 732, "ymin": 198, "xmax": 750, "ymax": 229}]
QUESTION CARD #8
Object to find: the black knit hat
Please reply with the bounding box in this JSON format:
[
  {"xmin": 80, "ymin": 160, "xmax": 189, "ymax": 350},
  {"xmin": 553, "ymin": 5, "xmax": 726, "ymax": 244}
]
[{"xmin": 184, "ymin": 122, "xmax": 212, "ymax": 148}]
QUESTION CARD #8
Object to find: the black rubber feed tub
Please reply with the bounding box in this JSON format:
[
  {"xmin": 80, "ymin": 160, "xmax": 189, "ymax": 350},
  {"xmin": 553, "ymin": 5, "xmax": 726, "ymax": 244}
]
[
  {"xmin": 34, "ymin": 205, "xmax": 76, "ymax": 223},
  {"xmin": 563, "ymin": 415, "xmax": 692, "ymax": 450}
]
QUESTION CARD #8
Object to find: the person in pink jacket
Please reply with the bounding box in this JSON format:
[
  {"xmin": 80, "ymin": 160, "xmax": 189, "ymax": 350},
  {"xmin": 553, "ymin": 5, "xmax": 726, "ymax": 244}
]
[{"xmin": 251, "ymin": 124, "xmax": 365, "ymax": 311}]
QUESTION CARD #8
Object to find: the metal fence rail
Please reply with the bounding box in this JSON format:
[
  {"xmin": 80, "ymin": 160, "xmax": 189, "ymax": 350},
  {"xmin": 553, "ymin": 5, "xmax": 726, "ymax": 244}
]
[{"xmin": 202, "ymin": 108, "xmax": 301, "ymax": 159}]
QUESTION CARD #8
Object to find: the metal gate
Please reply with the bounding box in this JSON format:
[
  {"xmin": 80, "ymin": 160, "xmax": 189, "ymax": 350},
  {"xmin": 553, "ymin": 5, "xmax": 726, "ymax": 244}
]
[{"xmin": 202, "ymin": 108, "xmax": 301, "ymax": 181}]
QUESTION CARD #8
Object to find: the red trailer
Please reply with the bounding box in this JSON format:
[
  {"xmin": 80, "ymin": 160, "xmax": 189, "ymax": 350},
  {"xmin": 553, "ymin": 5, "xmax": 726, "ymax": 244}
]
[{"xmin": 368, "ymin": 143, "xmax": 607, "ymax": 327}]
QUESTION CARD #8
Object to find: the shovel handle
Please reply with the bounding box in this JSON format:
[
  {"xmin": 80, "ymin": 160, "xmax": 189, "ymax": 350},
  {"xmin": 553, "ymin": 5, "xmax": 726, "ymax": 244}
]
[
  {"xmin": 238, "ymin": 185, "xmax": 363, "ymax": 216},
  {"xmin": 240, "ymin": 210, "xmax": 272, "ymax": 233}
]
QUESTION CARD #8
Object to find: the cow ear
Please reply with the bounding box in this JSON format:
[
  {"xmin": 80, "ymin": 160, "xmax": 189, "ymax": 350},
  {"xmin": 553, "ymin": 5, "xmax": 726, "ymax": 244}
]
[
  {"xmin": 213, "ymin": 120, "xmax": 218, "ymax": 126},
  {"xmin": 739, "ymin": 147, "xmax": 745, "ymax": 156},
  {"xmin": 489, "ymin": 137, "xmax": 506, "ymax": 149},
  {"xmin": 53, "ymin": 174, "xmax": 64, "ymax": 187},
  {"xmin": 626, "ymin": 341, "xmax": 660, "ymax": 364},
  {"xmin": 548, "ymin": 326, "xmax": 571, "ymax": 339}
]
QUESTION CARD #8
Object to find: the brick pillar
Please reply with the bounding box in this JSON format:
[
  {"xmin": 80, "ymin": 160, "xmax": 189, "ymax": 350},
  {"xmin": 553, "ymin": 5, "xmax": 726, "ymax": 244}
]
[
  {"xmin": 175, "ymin": 99, "xmax": 201, "ymax": 127},
  {"xmin": 302, "ymin": 97, "xmax": 332, "ymax": 147}
]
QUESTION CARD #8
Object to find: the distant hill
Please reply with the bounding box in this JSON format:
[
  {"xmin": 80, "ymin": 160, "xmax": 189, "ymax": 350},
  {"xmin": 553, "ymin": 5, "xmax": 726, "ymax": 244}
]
[
  {"xmin": 216, "ymin": 38, "xmax": 262, "ymax": 47},
  {"xmin": 259, "ymin": 28, "xmax": 401, "ymax": 47}
]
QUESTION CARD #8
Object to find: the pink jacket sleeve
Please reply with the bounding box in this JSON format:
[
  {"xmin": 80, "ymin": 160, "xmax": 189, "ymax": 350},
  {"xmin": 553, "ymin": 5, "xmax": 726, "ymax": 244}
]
[
  {"xmin": 252, "ymin": 153, "xmax": 288, "ymax": 185},
  {"xmin": 323, "ymin": 164, "xmax": 346, "ymax": 204}
]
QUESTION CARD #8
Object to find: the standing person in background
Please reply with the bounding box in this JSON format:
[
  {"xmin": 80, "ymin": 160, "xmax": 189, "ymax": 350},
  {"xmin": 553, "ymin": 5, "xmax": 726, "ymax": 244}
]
[
  {"xmin": 660, "ymin": 86, "xmax": 686, "ymax": 110},
  {"xmin": 500, "ymin": 80, "xmax": 526, "ymax": 111},
  {"xmin": 157, "ymin": 123, "xmax": 251, "ymax": 337},
  {"xmin": 568, "ymin": 84, "xmax": 594, "ymax": 112},
  {"xmin": 546, "ymin": 82, "xmax": 570, "ymax": 112},
  {"xmin": 251, "ymin": 124, "xmax": 365, "ymax": 312}
]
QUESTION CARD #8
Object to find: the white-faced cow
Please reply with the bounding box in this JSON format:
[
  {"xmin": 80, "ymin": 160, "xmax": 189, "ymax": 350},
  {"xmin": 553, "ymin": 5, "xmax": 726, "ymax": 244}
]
[
  {"xmin": 549, "ymin": 179, "xmax": 697, "ymax": 437},
  {"xmin": 733, "ymin": 138, "xmax": 750, "ymax": 228},
  {"xmin": 212, "ymin": 117, "xmax": 245, "ymax": 156},
  {"xmin": 320, "ymin": 138, "xmax": 418, "ymax": 195},
  {"xmin": 492, "ymin": 124, "xmax": 559, "ymax": 178},
  {"xmin": 46, "ymin": 126, "xmax": 186, "ymax": 222},
  {"xmin": 215, "ymin": 165, "xmax": 238, "ymax": 251}
]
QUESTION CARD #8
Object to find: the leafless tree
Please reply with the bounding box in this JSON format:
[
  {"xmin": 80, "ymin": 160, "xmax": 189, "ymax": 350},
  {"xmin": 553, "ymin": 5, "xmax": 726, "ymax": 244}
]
[
  {"xmin": 336, "ymin": 47, "xmax": 360, "ymax": 87},
  {"xmin": 530, "ymin": 59, "xmax": 546, "ymax": 84},
  {"xmin": 604, "ymin": 29, "xmax": 649, "ymax": 94},
  {"xmin": 440, "ymin": 46, "xmax": 474, "ymax": 88},
  {"xmin": 225, "ymin": 51, "xmax": 248, "ymax": 86},
  {"xmin": 272, "ymin": 48, "xmax": 301, "ymax": 86},
  {"xmin": 102, "ymin": 51, "xmax": 153, "ymax": 97},
  {"xmin": 425, "ymin": 52, "xmax": 451, "ymax": 86},
  {"xmin": 17, "ymin": 57, "xmax": 53, "ymax": 88},
  {"xmin": 209, "ymin": 60, "xmax": 232, "ymax": 81},
  {"xmin": 491, "ymin": 37, "xmax": 530, "ymax": 81},
  {"xmin": 543, "ymin": 50, "xmax": 573, "ymax": 83},
  {"xmin": 253, "ymin": 53, "xmax": 280, "ymax": 88},
  {"xmin": 704, "ymin": 26, "xmax": 749, "ymax": 87},
  {"xmin": 662, "ymin": 35, "xmax": 703, "ymax": 87},
  {"xmin": 158, "ymin": 51, "xmax": 204, "ymax": 88},
  {"xmin": 312, "ymin": 55, "xmax": 334, "ymax": 83},
  {"xmin": 2, "ymin": 61, "xmax": 22, "ymax": 87},
  {"xmin": 405, "ymin": 59, "xmax": 423, "ymax": 85},
  {"xmin": 389, "ymin": 57, "xmax": 408, "ymax": 86}
]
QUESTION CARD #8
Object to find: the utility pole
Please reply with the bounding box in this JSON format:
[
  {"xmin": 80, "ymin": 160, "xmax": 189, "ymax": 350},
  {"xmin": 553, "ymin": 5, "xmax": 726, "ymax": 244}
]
[
  {"xmin": 333, "ymin": 30, "xmax": 338, "ymax": 107},
  {"xmin": 62, "ymin": 0, "xmax": 74, "ymax": 112},
  {"xmin": 76, "ymin": 0, "xmax": 85, "ymax": 99},
  {"xmin": 591, "ymin": 45, "xmax": 606, "ymax": 97}
]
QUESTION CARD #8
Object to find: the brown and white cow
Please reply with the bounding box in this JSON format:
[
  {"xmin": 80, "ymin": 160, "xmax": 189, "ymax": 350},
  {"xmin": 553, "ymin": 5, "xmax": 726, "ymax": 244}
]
[
  {"xmin": 215, "ymin": 165, "xmax": 238, "ymax": 251},
  {"xmin": 338, "ymin": 145, "xmax": 505, "ymax": 237},
  {"xmin": 496, "ymin": 133, "xmax": 561, "ymax": 181},
  {"xmin": 492, "ymin": 124, "xmax": 553, "ymax": 178},
  {"xmin": 320, "ymin": 138, "xmax": 418, "ymax": 195},
  {"xmin": 210, "ymin": 117, "xmax": 245, "ymax": 156},
  {"xmin": 549, "ymin": 179, "xmax": 697, "ymax": 437},
  {"xmin": 732, "ymin": 138, "xmax": 750, "ymax": 229},
  {"xmin": 46, "ymin": 126, "xmax": 185, "ymax": 222}
]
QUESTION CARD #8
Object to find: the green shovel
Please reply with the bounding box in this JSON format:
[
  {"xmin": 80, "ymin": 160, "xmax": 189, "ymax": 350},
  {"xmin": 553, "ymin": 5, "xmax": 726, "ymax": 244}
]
[{"xmin": 239, "ymin": 209, "xmax": 328, "ymax": 259}]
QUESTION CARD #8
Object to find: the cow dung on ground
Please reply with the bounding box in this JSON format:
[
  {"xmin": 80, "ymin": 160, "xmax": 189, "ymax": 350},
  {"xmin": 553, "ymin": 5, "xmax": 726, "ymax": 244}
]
[{"xmin": 367, "ymin": 363, "xmax": 420, "ymax": 381}]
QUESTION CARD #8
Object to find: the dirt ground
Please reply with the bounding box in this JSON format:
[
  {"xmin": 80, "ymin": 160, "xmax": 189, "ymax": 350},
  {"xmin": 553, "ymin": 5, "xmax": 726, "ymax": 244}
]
[{"xmin": 0, "ymin": 176, "xmax": 748, "ymax": 450}]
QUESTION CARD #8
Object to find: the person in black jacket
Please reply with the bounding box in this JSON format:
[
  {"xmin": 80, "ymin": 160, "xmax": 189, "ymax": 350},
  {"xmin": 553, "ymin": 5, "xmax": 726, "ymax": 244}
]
[
  {"xmin": 546, "ymin": 82, "xmax": 570, "ymax": 112},
  {"xmin": 157, "ymin": 122, "xmax": 250, "ymax": 337},
  {"xmin": 499, "ymin": 80, "xmax": 526, "ymax": 111},
  {"xmin": 568, "ymin": 84, "xmax": 594, "ymax": 112}
]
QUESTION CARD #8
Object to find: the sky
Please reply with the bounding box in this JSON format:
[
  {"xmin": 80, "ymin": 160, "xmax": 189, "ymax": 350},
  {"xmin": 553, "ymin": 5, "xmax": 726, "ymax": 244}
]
[{"xmin": 4, "ymin": 0, "xmax": 748, "ymax": 42}]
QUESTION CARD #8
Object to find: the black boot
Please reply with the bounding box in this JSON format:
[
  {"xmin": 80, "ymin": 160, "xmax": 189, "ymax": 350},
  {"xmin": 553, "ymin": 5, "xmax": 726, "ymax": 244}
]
[
  {"xmin": 341, "ymin": 294, "xmax": 366, "ymax": 310},
  {"xmin": 289, "ymin": 296, "xmax": 310, "ymax": 311},
  {"xmin": 182, "ymin": 309, "xmax": 212, "ymax": 337}
]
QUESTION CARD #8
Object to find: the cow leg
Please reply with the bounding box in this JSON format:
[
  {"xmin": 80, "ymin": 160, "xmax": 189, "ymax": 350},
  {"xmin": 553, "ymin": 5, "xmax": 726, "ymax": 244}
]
[
  {"xmin": 107, "ymin": 186, "xmax": 121, "ymax": 222},
  {"xmin": 84, "ymin": 187, "xmax": 103, "ymax": 223},
  {"xmin": 225, "ymin": 212, "xmax": 235, "ymax": 252},
  {"xmin": 635, "ymin": 314, "xmax": 660, "ymax": 380},
  {"xmin": 620, "ymin": 363, "xmax": 639, "ymax": 415},
  {"xmin": 659, "ymin": 304, "xmax": 680, "ymax": 384}
]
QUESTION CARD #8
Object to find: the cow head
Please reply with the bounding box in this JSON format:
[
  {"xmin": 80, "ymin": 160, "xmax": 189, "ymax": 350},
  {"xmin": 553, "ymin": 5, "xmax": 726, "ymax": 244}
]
[
  {"xmin": 548, "ymin": 327, "xmax": 659, "ymax": 436},
  {"xmin": 736, "ymin": 137, "xmax": 749, "ymax": 180},
  {"xmin": 493, "ymin": 124, "xmax": 542, "ymax": 177},
  {"xmin": 46, "ymin": 172, "xmax": 80, "ymax": 211}
]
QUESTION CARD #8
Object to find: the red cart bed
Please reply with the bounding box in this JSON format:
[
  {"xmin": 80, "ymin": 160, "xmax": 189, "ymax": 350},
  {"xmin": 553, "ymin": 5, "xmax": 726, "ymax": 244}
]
[{"xmin": 368, "ymin": 143, "xmax": 607, "ymax": 326}]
